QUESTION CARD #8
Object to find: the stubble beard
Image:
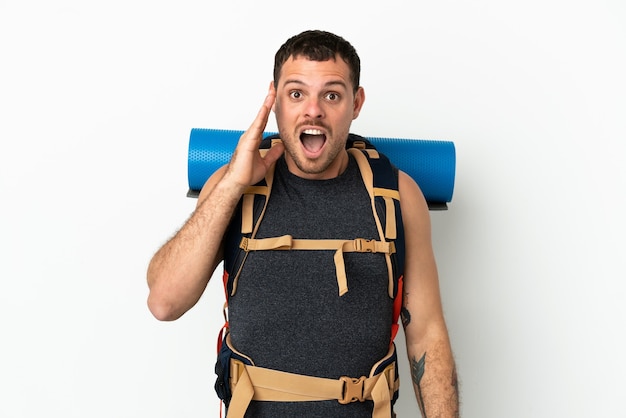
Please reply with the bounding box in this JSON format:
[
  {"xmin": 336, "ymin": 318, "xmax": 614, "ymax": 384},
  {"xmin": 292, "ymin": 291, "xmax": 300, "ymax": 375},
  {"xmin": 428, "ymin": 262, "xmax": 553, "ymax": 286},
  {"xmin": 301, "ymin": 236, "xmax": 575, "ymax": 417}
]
[{"xmin": 279, "ymin": 129, "xmax": 347, "ymax": 176}]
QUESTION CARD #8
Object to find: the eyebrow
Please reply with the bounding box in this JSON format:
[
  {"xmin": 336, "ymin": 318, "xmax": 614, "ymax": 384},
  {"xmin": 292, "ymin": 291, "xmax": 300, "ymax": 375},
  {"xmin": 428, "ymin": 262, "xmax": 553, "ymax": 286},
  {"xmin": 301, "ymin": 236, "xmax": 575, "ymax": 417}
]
[{"xmin": 282, "ymin": 79, "xmax": 349, "ymax": 90}]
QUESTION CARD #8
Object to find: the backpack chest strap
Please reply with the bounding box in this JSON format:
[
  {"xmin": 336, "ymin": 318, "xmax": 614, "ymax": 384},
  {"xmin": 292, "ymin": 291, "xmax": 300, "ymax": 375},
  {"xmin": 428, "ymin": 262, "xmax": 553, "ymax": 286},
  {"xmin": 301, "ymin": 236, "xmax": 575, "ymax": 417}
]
[{"xmin": 239, "ymin": 235, "xmax": 396, "ymax": 297}]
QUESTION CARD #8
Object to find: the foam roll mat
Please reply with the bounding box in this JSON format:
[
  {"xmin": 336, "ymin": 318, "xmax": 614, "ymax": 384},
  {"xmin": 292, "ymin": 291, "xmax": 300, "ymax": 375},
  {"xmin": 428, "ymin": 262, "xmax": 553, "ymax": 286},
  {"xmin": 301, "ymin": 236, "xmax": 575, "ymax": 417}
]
[{"xmin": 187, "ymin": 128, "xmax": 456, "ymax": 210}]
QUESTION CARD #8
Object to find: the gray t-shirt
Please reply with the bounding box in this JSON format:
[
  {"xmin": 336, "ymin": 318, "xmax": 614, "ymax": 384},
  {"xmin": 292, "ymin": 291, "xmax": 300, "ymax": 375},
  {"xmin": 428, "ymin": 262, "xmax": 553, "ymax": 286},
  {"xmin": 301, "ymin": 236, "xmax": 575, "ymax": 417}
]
[{"xmin": 228, "ymin": 155, "xmax": 394, "ymax": 417}]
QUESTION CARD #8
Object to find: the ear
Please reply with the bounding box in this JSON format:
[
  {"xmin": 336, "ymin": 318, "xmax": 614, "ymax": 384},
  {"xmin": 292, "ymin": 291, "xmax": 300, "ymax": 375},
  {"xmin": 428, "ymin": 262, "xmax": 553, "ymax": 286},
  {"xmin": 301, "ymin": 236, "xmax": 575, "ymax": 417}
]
[{"xmin": 352, "ymin": 86, "xmax": 365, "ymax": 120}]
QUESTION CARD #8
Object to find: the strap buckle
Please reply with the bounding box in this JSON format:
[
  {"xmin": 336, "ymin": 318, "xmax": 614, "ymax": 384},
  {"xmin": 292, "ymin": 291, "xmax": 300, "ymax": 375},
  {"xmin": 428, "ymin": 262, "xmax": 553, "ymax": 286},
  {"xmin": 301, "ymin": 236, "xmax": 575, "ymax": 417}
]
[
  {"xmin": 339, "ymin": 376, "xmax": 366, "ymax": 404},
  {"xmin": 354, "ymin": 238, "xmax": 376, "ymax": 253}
]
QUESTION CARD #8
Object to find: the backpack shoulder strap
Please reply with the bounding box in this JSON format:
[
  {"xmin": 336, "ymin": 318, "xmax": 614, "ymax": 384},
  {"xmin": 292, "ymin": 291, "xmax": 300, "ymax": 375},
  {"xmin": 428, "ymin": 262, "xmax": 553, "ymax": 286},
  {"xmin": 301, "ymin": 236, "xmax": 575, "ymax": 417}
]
[
  {"xmin": 346, "ymin": 134, "xmax": 405, "ymax": 343},
  {"xmin": 218, "ymin": 136, "xmax": 280, "ymax": 353},
  {"xmin": 222, "ymin": 136, "xmax": 281, "ymax": 298}
]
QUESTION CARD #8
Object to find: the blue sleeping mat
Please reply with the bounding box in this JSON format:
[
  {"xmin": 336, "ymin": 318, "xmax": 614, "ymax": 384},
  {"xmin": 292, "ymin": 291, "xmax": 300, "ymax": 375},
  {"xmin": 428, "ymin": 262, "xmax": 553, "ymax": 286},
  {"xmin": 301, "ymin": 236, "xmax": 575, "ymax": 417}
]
[{"xmin": 187, "ymin": 128, "xmax": 455, "ymax": 210}]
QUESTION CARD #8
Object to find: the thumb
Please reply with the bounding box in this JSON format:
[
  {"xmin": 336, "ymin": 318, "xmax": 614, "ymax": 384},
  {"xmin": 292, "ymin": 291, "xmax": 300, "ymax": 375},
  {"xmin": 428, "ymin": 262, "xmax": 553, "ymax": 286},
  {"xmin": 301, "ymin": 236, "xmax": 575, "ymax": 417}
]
[{"xmin": 262, "ymin": 140, "xmax": 285, "ymax": 167}]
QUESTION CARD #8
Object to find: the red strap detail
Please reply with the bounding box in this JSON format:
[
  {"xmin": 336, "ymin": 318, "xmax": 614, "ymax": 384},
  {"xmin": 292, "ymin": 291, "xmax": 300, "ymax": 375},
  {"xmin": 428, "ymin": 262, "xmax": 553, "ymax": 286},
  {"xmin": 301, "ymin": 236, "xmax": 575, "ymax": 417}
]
[
  {"xmin": 390, "ymin": 275, "xmax": 404, "ymax": 343},
  {"xmin": 216, "ymin": 322, "xmax": 228, "ymax": 353},
  {"xmin": 222, "ymin": 270, "xmax": 229, "ymax": 300},
  {"xmin": 390, "ymin": 323, "xmax": 399, "ymax": 343}
]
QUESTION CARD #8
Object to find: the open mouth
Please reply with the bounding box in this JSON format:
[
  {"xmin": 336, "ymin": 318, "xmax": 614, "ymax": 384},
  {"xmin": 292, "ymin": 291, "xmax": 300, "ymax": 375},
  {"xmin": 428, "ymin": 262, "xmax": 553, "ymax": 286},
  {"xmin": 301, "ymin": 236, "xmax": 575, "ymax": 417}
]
[{"xmin": 300, "ymin": 129, "xmax": 327, "ymax": 154}]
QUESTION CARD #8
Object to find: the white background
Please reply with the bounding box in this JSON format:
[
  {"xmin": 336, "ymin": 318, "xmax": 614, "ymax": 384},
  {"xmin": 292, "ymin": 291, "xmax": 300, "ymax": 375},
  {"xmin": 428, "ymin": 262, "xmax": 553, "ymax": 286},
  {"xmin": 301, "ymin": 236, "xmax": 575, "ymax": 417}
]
[{"xmin": 1, "ymin": 1, "xmax": 625, "ymax": 417}]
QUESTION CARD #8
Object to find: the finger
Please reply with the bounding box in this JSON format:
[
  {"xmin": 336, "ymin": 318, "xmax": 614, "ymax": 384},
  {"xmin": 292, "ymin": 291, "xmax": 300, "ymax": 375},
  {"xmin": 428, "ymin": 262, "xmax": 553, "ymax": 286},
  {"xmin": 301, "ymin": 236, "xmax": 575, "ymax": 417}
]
[{"xmin": 249, "ymin": 84, "xmax": 276, "ymax": 135}]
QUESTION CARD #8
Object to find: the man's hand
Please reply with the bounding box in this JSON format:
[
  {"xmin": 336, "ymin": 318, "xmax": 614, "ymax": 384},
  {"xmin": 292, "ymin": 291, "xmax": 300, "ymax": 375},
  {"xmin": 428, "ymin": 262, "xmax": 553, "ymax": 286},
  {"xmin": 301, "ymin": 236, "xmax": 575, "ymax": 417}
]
[{"xmin": 223, "ymin": 82, "xmax": 285, "ymax": 189}]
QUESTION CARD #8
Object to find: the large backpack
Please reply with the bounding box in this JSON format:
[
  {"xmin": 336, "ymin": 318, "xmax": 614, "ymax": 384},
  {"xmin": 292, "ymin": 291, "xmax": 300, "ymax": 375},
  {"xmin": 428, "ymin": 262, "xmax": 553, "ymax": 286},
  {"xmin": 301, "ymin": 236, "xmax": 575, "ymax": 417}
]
[{"xmin": 215, "ymin": 133, "xmax": 405, "ymax": 416}]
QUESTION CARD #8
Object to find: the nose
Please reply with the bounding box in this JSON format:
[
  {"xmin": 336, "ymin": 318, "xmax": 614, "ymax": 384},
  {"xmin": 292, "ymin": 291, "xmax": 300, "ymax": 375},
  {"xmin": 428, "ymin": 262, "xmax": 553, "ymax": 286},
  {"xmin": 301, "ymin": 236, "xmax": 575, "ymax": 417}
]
[{"xmin": 304, "ymin": 97, "xmax": 324, "ymax": 119}]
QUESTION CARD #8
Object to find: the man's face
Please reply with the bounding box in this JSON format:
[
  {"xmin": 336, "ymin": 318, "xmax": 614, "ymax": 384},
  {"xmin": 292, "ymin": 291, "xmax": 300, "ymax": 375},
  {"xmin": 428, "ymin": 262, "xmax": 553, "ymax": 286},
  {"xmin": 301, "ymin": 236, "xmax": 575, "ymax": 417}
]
[{"xmin": 273, "ymin": 55, "xmax": 365, "ymax": 179}]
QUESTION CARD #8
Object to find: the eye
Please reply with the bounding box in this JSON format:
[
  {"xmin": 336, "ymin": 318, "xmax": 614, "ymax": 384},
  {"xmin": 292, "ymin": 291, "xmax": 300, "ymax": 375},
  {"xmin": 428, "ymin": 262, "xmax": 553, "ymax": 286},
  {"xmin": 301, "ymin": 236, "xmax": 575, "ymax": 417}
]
[
  {"xmin": 325, "ymin": 92, "xmax": 340, "ymax": 101},
  {"xmin": 289, "ymin": 90, "xmax": 303, "ymax": 100}
]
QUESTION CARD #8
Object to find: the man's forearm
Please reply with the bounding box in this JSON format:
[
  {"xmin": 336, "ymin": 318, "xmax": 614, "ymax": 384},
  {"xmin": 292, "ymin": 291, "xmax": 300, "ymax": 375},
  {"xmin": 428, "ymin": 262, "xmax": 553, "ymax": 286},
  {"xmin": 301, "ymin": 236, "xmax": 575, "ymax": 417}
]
[
  {"xmin": 146, "ymin": 177, "xmax": 243, "ymax": 320},
  {"xmin": 146, "ymin": 85, "xmax": 281, "ymax": 321},
  {"xmin": 408, "ymin": 339, "xmax": 459, "ymax": 418}
]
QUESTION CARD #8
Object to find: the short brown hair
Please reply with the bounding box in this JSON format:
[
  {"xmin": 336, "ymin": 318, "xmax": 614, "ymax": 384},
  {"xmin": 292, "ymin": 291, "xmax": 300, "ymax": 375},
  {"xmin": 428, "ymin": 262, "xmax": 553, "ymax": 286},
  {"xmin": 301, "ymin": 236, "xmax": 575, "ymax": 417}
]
[{"xmin": 273, "ymin": 30, "xmax": 361, "ymax": 94}]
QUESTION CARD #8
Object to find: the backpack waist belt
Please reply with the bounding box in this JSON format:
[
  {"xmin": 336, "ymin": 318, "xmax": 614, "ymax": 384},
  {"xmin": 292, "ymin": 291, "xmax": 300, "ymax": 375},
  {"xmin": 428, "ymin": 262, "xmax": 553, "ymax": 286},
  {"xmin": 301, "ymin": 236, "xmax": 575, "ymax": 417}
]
[
  {"xmin": 226, "ymin": 347, "xmax": 399, "ymax": 418},
  {"xmin": 239, "ymin": 234, "xmax": 396, "ymax": 297}
]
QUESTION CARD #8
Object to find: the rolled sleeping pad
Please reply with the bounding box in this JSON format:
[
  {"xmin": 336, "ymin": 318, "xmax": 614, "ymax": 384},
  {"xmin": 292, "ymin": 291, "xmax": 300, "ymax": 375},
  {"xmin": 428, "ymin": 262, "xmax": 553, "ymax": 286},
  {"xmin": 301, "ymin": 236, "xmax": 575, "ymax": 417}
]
[{"xmin": 187, "ymin": 128, "xmax": 455, "ymax": 210}]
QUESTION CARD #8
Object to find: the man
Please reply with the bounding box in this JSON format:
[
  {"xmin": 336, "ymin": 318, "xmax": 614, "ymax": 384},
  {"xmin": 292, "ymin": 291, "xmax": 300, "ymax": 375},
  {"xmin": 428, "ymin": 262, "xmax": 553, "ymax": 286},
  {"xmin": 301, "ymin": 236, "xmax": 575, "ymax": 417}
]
[{"xmin": 147, "ymin": 30, "xmax": 459, "ymax": 417}]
